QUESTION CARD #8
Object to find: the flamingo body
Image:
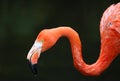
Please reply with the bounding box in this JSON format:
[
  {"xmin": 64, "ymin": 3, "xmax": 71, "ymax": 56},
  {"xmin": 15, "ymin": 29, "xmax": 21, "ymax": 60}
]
[{"xmin": 27, "ymin": 2, "xmax": 120, "ymax": 76}]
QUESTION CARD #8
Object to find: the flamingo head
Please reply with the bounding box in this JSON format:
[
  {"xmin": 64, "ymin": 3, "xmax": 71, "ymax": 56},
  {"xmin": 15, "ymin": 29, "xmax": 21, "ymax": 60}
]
[
  {"xmin": 100, "ymin": 3, "xmax": 120, "ymax": 53},
  {"xmin": 27, "ymin": 29, "xmax": 58, "ymax": 74}
]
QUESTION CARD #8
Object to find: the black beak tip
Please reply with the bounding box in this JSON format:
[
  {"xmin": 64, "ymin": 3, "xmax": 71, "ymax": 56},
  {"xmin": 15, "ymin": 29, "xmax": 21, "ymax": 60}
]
[{"xmin": 28, "ymin": 60, "xmax": 38, "ymax": 75}]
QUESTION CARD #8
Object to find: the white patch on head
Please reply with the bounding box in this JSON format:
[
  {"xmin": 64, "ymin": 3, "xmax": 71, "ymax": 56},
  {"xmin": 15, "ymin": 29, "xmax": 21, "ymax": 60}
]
[
  {"xmin": 27, "ymin": 41, "xmax": 43, "ymax": 60},
  {"xmin": 34, "ymin": 41, "xmax": 43, "ymax": 48}
]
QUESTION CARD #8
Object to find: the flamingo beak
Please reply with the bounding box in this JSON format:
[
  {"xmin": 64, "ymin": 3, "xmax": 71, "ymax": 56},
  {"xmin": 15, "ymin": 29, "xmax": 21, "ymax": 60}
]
[{"xmin": 27, "ymin": 41, "xmax": 43, "ymax": 75}]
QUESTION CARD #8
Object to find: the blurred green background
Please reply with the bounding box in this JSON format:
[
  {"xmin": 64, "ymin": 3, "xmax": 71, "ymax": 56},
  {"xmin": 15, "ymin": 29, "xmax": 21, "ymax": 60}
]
[{"xmin": 0, "ymin": 0, "xmax": 120, "ymax": 81}]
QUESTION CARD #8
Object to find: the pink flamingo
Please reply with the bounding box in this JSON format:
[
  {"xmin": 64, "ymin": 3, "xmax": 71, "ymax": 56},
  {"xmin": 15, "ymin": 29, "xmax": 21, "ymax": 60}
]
[{"xmin": 27, "ymin": 2, "xmax": 120, "ymax": 76}]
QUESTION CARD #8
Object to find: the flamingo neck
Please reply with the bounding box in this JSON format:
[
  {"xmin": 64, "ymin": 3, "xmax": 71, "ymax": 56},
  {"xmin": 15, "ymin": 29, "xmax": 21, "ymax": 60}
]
[{"xmin": 52, "ymin": 27, "xmax": 118, "ymax": 76}]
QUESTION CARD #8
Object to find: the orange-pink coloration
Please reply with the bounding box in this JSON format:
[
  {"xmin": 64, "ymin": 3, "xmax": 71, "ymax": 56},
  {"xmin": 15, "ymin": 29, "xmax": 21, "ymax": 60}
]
[
  {"xmin": 31, "ymin": 52, "xmax": 39, "ymax": 64},
  {"xmin": 27, "ymin": 2, "xmax": 120, "ymax": 76}
]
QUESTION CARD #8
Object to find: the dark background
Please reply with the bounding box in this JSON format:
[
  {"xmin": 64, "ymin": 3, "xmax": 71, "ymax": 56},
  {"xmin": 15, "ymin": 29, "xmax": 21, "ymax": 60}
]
[{"xmin": 0, "ymin": 0, "xmax": 120, "ymax": 81}]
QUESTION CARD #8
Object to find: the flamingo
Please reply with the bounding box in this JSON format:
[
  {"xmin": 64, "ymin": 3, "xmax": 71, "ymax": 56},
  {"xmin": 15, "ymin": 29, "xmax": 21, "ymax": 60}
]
[{"xmin": 27, "ymin": 2, "xmax": 120, "ymax": 76}]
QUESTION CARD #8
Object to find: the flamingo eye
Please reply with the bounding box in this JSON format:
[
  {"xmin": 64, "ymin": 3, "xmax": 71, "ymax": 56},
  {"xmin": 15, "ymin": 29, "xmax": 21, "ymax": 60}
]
[
  {"xmin": 40, "ymin": 40, "xmax": 44, "ymax": 43},
  {"xmin": 108, "ymin": 22, "xmax": 112, "ymax": 27}
]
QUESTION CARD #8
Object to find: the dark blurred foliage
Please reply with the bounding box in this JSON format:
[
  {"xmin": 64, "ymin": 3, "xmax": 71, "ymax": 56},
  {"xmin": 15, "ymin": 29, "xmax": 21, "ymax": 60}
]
[{"xmin": 0, "ymin": 0, "xmax": 120, "ymax": 81}]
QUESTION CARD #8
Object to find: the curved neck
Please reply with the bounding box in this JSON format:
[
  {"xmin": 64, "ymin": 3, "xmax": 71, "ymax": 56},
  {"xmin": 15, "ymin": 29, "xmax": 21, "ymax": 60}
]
[{"xmin": 52, "ymin": 27, "xmax": 118, "ymax": 76}]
